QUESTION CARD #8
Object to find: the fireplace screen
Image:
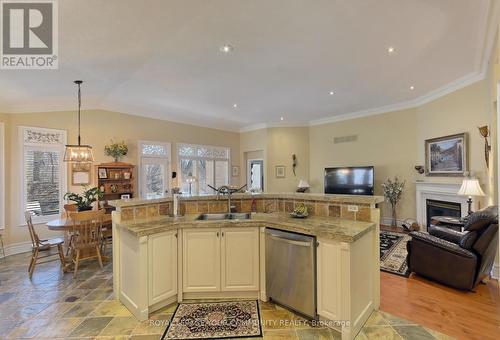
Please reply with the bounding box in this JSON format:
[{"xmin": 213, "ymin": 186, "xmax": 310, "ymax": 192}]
[{"xmin": 426, "ymin": 199, "xmax": 461, "ymax": 230}]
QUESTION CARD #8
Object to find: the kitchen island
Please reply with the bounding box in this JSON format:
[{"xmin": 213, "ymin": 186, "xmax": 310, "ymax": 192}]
[{"xmin": 109, "ymin": 193, "xmax": 383, "ymax": 340}]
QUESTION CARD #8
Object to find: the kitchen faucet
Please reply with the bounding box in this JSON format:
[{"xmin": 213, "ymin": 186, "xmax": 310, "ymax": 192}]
[{"xmin": 208, "ymin": 184, "xmax": 247, "ymax": 213}]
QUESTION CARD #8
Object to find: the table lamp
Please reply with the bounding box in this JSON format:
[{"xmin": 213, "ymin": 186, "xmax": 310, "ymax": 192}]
[
  {"xmin": 185, "ymin": 173, "xmax": 196, "ymax": 196},
  {"xmin": 457, "ymin": 176, "xmax": 485, "ymax": 215},
  {"xmin": 297, "ymin": 179, "xmax": 310, "ymax": 193}
]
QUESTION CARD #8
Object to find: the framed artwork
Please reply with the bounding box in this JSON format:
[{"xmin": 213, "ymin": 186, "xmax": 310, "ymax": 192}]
[
  {"xmin": 231, "ymin": 166, "xmax": 239, "ymax": 177},
  {"xmin": 71, "ymin": 163, "xmax": 91, "ymax": 185},
  {"xmin": 275, "ymin": 165, "xmax": 286, "ymax": 178},
  {"xmin": 425, "ymin": 133, "xmax": 468, "ymax": 177},
  {"xmin": 98, "ymin": 168, "xmax": 108, "ymax": 179}
]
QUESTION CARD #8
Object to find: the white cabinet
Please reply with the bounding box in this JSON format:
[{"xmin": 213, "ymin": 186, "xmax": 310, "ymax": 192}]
[
  {"xmin": 182, "ymin": 228, "xmax": 221, "ymax": 292},
  {"xmin": 182, "ymin": 227, "xmax": 259, "ymax": 293},
  {"xmin": 221, "ymin": 227, "xmax": 259, "ymax": 291},
  {"xmin": 148, "ymin": 230, "xmax": 178, "ymax": 305},
  {"xmin": 317, "ymin": 238, "xmax": 343, "ymax": 321}
]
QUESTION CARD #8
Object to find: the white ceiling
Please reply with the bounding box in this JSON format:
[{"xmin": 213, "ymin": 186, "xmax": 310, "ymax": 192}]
[{"xmin": 0, "ymin": 0, "xmax": 495, "ymax": 131}]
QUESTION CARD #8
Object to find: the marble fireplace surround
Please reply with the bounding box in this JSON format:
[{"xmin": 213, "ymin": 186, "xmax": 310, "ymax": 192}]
[{"xmin": 415, "ymin": 181, "xmax": 477, "ymax": 229}]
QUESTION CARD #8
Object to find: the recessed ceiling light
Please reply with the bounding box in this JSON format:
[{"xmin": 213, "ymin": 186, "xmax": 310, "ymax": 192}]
[
  {"xmin": 233, "ymin": 103, "xmax": 238, "ymax": 108},
  {"xmin": 410, "ymin": 86, "xmax": 415, "ymax": 90},
  {"xmin": 280, "ymin": 116, "xmax": 284, "ymax": 121},
  {"xmin": 220, "ymin": 44, "xmax": 234, "ymax": 53},
  {"xmin": 387, "ymin": 46, "xmax": 395, "ymax": 54},
  {"xmin": 329, "ymin": 91, "xmax": 334, "ymax": 95}
]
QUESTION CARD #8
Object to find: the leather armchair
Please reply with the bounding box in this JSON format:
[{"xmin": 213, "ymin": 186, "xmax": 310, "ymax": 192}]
[{"xmin": 407, "ymin": 206, "xmax": 498, "ymax": 290}]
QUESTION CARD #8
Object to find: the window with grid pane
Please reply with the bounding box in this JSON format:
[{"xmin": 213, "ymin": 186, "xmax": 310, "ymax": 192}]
[
  {"xmin": 138, "ymin": 141, "xmax": 171, "ymax": 198},
  {"xmin": 177, "ymin": 144, "xmax": 230, "ymax": 195},
  {"xmin": 20, "ymin": 126, "xmax": 66, "ymax": 223}
]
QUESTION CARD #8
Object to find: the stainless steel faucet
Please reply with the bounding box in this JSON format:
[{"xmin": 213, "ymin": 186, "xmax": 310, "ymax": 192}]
[{"xmin": 208, "ymin": 184, "xmax": 247, "ymax": 213}]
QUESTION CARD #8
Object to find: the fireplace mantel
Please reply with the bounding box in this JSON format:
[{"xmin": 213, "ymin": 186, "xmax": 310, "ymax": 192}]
[{"xmin": 415, "ymin": 181, "xmax": 476, "ymax": 229}]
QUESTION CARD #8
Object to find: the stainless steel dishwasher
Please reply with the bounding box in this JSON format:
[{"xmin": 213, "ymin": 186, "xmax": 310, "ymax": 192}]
[{"xmin": 265, "ymin": 228, "xmax": 317, "ymax": 319}]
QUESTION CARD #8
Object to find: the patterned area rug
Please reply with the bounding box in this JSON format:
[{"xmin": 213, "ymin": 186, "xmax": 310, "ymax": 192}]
[
  {"xmin": 162, "ymin": 300, "xmax": 262, "ymax": 339},
  {"xmin": 380, "ymin": 231, "xmax": 411, "ymax": 277}
]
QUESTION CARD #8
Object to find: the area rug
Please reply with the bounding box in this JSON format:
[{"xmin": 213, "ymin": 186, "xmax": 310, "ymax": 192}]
[
  {"xmin": 380, "ymin": 231, "xmax": 411, "ymax": 277},
  {"xmin": 162, "ymin": 300, "xmax": 262, "ymax": 339}
]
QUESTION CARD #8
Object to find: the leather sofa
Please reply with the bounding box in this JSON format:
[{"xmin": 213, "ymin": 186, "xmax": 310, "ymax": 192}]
[{"xmin": 407, "ymin": 206, "xmax": 498, "ymax": 290}]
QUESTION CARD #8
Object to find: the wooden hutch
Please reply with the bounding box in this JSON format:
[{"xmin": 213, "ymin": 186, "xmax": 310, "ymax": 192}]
[{"xmin": 95, "ymin": 162, "xmax": 135, "ymax": 213}]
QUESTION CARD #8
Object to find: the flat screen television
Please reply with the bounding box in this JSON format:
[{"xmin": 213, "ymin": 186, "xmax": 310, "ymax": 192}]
[{"xmin": 324, "ymin": 166, "xmax": 374, "ymax": 195}]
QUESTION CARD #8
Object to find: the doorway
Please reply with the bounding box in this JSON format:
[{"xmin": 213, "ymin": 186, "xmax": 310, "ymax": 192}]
[{"xmin": 248, "ymin": 159, "xmax": 264, "ymax": 192}]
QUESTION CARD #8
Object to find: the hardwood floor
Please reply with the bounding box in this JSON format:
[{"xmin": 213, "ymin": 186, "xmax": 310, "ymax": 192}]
[{"xmin": 381, "ymin": 271, "xmax": 500, "ymax": 340}]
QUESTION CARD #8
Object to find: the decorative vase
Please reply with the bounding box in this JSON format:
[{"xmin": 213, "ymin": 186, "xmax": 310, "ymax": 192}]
[{"xmin": 391, "ymin": 205, "xmax": 397, "ymax": 227}]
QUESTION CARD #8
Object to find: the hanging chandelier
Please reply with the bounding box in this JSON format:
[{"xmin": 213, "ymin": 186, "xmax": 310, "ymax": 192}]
[{"xmin": 64, "ymin": 80, "xmax": 94, "ymax": 163}]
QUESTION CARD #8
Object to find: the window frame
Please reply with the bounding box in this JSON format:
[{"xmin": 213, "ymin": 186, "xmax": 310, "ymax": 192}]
[
  {"xmin": 0, "ymin": 122, "xmax": 4, "ymax": 230},
  {"xmin": 137, "ymin": 140, "xmax": 172, "ymax": 199},
  {"xmin": 176, "ymin": 143, "xmax": 231, "ymax": 195},
  {"xmin": 19, "ymin": 126, "xmax": 67, "ymax": 225}
]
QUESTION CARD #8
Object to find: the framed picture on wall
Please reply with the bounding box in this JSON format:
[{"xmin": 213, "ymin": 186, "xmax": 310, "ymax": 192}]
[
  {"xmin": 231, "ymin": 166, "xmax": 239, "ymax": 177},
  {"xmin": 425, "ymin": 133, "xmax": 468, "ymax": 177},
  {"xmin": 71, "ymin": 163, "xmax": 91, "ymax": 185},
  {"xmin": 275, "ymin": 165, "xmax": 286, "ymax": 178}
]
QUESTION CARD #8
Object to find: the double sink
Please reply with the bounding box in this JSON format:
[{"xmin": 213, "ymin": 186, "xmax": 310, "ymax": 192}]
[{"xmin": 195, "ymin": 213, "xmax": 252, "ymax": 221}]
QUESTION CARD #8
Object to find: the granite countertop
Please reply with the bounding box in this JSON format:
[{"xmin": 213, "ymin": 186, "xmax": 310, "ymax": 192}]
[
  {"xmin": 114, "ymin": 213, "xmax": 376, "ymax": 243},
  {"xmin": 109, "ymin": 192, "xmax": 384, "ymax": 208}
]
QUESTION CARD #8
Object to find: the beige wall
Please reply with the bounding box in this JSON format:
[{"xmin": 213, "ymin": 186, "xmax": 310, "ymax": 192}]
[
  {"xmin": 240, "ymin": 129, "xmax": 268, "ymax": 188},
  {"xmin": 309, "ymin": 108, "xmax": 418, "ymax": 220},
  {"xmin": 1, "ymin": 110, "xmax": 240, "ymax": 247}
]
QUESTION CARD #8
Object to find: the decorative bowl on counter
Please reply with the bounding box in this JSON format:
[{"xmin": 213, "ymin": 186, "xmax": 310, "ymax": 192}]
[
  {"xmin": 290, "ymin": 203, "xmax": 309, "ymax": 218},
  {"xmin": 290, "ymin": 212, "xmax": 309, "ymax": 219}
]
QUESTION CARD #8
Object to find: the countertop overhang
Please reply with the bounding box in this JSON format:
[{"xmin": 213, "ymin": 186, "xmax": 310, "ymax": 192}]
[
  {"xmin": 109, "ymin": 192, "xmax": 384, "ymax": 208},
  {"xmin": 114, "ymin": 213, "xmax": 376, "ymax": 243}
]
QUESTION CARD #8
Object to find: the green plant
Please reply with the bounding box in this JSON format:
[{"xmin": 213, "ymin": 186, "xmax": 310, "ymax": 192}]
[
  {"xmin": 104, "ymin": 140, "xmax": 128, "ymax": 161},
  {"xmin": 382, "ymin": 176, "xmax": 405, "ymax": 227},
  {"xmin": 64, "ymin": 186, "xmax": 103, "ymax": 211}
]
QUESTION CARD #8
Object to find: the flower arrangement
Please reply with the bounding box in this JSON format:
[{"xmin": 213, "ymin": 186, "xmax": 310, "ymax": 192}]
[
  {"xmin": 104, "ymin": 140, "xmax": 128, "ymax": 162},
  {"xmin": 64, "ymin": 186, "xmax": 104, "ymax": 211},
  {"xmin": 382, "ymin": 176, "xmax": 405, "ymax": 227}
]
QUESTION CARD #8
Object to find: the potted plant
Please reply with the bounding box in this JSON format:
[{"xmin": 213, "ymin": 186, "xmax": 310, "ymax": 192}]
[
  {"xmin": 64, "ymin": 186, "xmax": 104, "ymax": 211},
  {"xmin": 104, "ymin": 140, "xmax": 128, "ymax": 162},
  {"xmin": 382, "ymin": 176, "xmax": 405, "ymax": 227}
]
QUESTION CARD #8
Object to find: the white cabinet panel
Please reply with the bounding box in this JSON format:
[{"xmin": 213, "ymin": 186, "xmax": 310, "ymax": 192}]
[
  {"xmin": 317, "ymin": 238, "xmax": 342, "ymax": 321},
  {"xmin": 221, "ymin": 227, "xmax": 259, "ymax": 291},
  {"xmin": 183, "ymin": 228, "xmax": 221, "ymax": 292},
  {"xmin": 148, "ymin": 230, "xmax": 177, "ymax": 305}
]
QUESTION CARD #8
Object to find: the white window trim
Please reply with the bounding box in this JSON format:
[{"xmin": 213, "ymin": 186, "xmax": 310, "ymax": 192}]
[
  {"xmin": 137, "ymin": 140, "xmax": 172, "ymax": 198},
  {"xmin": 0, "ymin": 122, "xmax": 4, "ymax": 230},
  {"xmin": 176, "ymin": 143, "xmax": 231, "ymax": 194},
  {"xmin": 18, "ymin": 126, "xmax": 67, "ymax": 225}
]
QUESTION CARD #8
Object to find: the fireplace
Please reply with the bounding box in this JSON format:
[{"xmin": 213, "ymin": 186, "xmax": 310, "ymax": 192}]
[{"xmin": 426, "ymin": 199, "xmax": 461, "ymax": 231}]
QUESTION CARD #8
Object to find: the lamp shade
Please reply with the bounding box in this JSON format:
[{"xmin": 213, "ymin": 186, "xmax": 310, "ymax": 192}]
[
  {"xmin": 63, "ymin": 144, "xmax": 94, "ymax": 163},
  {"xmin": 185, "ymin": 173, "xmax": 196, "ymax": 183},
  {"xmin": 458, "ymin": 177, "xmax": 485, "ymax": 197},
  {"xmin": 298, "ymin": 179, "xmax": 310, "ymax": 188}
]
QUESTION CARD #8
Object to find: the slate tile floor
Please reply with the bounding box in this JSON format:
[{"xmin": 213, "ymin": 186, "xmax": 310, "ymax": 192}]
[{"xmin": 0, "ymin": 252, "xmax": 454, "ymax": 339}]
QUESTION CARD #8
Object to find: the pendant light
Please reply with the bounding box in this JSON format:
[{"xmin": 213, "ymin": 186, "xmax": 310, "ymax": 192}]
[{"xmin": 64, "ymin": 80, "xmax": 94, "ymax": 163}]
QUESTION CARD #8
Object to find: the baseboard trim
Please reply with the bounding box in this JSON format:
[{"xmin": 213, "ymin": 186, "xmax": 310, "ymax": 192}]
[
  {"xmin": 0, "ymin": 241, "xmax": 32, "ymax": 258},
  {"xmin": 380, "ymin": 217, "xmax": 405, "ymax": 228}
]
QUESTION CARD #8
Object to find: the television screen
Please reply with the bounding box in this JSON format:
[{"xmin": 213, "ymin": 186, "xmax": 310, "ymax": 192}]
[{"xmin": 324, "ymin": 166, "xmax": 374, "ymax": 195}]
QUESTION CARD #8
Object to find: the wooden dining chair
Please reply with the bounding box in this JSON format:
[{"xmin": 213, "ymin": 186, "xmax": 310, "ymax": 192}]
[
  {"xmin": 63, "ymin": 204, "xmax": 79, "ymax": 256},
  {"xmin": 69, "ymin": 209, "xmax": 105, "ymax": 278},
  {"xmin": 25, "ymin": 211, "xmax": 66, "ymax": 279}
]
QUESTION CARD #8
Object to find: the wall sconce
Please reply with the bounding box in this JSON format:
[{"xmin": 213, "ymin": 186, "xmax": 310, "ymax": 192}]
[
  {"xmin": 478, "ymin": 126, "xmax": 491, "ymax": 168},
  {"xmin": 414, "ymin": 165, "xmax": 425, "ymax": 174}
]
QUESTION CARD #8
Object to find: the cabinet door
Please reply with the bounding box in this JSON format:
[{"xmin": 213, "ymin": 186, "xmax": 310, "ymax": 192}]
[
  {"xmin": 183, "ymin": 228, "xmax": 221, "ymax": 292},
  {"xmin": 317, "ymin": 238, "xmax": 342, "ymax": 321},
  {"xmin": 221, "ymin": 227, "xmax": 259, "ymax": 291},
  {"xmin": 148, "ymin": 230, "xmax": 177, "ymax": 306}
]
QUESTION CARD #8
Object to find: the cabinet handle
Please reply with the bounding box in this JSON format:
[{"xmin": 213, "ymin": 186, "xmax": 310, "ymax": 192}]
[
  {"xmin": 222, "ymin": 232, "xmax": 224, "ymax": 237},
  {"xmin": 217, "ymin": 232, "xmax": 219, "ymax": 237},
  {"xmin": 174, "ymin": 233, "xmax": 178, "ymax": 238}
]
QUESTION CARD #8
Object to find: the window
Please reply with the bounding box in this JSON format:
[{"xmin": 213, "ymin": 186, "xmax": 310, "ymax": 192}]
[
  {"xmin": 177, "ymin": 143, "xmax": 230, "ymax": 195},
  {"xmin": 0, "ymin": 122, "xmax": 4, "ymax": 229},
  {"xmin": 138, "ymin": 141, "xmax": 171, "ymax": 199},
  {"xmin": 20, "ymin": 126, "xmax": 67, "ymax": 224}
]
